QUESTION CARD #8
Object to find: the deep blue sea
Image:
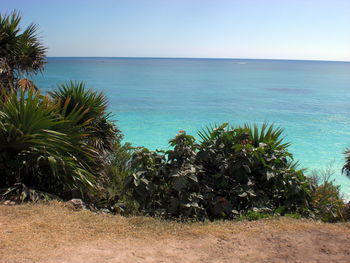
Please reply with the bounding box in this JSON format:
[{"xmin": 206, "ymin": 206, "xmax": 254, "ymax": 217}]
[{"xmin": 33, "ymin": 57, "xmax": 350, "ymax": 197}]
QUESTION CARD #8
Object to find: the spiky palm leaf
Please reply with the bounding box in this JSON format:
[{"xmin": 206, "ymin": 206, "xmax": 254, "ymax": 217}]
[
  {"xmin": 50, "ymin": 81, "xmax": 119, "ymax": 172},
  {"xmin": 50, "ymin": 81, "xmax": 108, "ymax": 122},
  {"xmin": 342, "ymin": 149, "xmax": 350, "ymax": 176},
  {"xmin": 198, "ymin": 122, "xmax": 290, "ymax": 151},
  {"xmin": 197, "ymin": 122, "xmax": 228, "ymax": 145},
  {"xmin": 243, "ymin": 123, "xmax": 290, "ymax": 149},
  {"xmin": 0, "ymin": 88, "xmax": 96, "ymax": 195},
  {"xmin": 0, "ymin": 11, "xmax": 46, "ymax": 90}
]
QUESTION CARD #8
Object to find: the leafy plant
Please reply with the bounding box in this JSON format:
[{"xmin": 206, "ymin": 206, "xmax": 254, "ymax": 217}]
[
  {"xmin": 343, "ymin": 149, "xmax": 350, "ymax": 177},
  {"xmin": 125, "ymin": 123, "xmax": 313, "ymax": 220},
  {"xmin": 49, "ymin": 81, "xmax": 124, "ymax": 203},
  {"xmin": 50, "ymin": 81, "xmax": 119, "ymax": 158},
  {"xmin": 90, "ymin": 140, "xmax": 135, "ymax": 213},
  {"xmin": 0, "ymin": 88, "xmax": 97, "ymax": 198},
  {"xmin": 0, "ymin": 11, "xmax": 129, "ymax": 208},
  {"xmin": 284, "ymin": 213, "xmax": 302, "ymax": 219},
  {"xmin": 0, "ymin": 183, "xmax": 58, "ymax": 202},
  {"xmin": 125, "ymin": 147, "xmax": 169, "ymax": 214},
  {"xmin": 237, "ymin": 210, "xmax": 271, "ymax": 221},
  {"xmin": 310, "ymin": 166, "xmax": 349, "ymax": 222}
]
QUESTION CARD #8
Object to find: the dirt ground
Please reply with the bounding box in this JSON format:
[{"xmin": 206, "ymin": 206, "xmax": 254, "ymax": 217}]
[{"xmin": 1, "ymin": 202, "xmax": 350, "ymax": 263}]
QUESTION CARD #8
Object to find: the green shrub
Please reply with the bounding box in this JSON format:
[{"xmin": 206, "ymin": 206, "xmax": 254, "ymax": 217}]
[
  {"xmin": 237, "ymin": 211, "xmax": 271, "ymax": 221},
  {"xmin": 311, "ymin": 182, "xmax": 348, "ymax": 222},
  {"xmin": 284, "ymin": 213, "xmax": 302, "ymax": 219},
  {"xmin": 125, "ymin": 123, "xmax": 313, "ymax": 220},
  {"xmin": 0, "ymin": 183, "xmax": 59, "ymax": 202},
  {"xmin": 0, "ymin": 88, "xmax": 97, "ymax": 197},
  {"xmin": 50, "ymin": 81, "xmax": 119, "ymax": 173},
  {"xmin": 0, "ymin": 10, "xmax": 126, "ymax": 205},
  {"xmin": 125, "ymin": 147, "xmax": 170, "ymax": 215},
  {"xmin": 309, "ymin": 166, "xmax": 349, "ymax": 222},
  {"xmin": 90, "ymin": 141, "xmax": 135, "ymax": 213},
  {"xmin": 0, "ymin": 84, "xmax": 123, "ymax": 203}
]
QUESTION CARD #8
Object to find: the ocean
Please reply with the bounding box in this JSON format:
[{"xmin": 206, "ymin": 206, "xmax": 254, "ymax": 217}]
[{"xmin": 33, "ymin": 57, "xmax": 350, "ymax": 196}]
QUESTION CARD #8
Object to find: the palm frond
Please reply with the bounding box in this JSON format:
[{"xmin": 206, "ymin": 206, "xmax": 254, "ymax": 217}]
[
  {"xmin": 244, "ymin": 123, "xmax": 290, "ymax": 149},
  {"xmin": 0, "ymin": 10, "xmax": 47, "ymax": 91},
  {"xmin": 0, "ymin": 88, "xmax": 96, "ymax": 195}
]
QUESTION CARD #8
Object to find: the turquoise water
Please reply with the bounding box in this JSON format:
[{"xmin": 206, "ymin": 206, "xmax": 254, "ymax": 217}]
[{"xmin": 34, "ymin": 57, "xmax": 350, "ymax": 196}]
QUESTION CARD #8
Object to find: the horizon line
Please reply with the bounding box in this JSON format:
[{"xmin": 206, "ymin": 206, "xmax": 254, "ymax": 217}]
[{"xmin": 46, "ymin": 56, "xmax": 350, "ymax": 63}]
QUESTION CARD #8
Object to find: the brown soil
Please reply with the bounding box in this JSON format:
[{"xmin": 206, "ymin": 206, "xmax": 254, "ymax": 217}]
[{"xmin": 1, "ymin": 202, "xmax": 350, "ymax": 263}]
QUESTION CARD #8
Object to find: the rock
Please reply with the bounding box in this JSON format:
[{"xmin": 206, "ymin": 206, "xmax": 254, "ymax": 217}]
[
  {"xmin": 65, "ymin": 199, "xmax": 86, "ymax": 210},
  {"xmin": 99, "ymin": 208, "xmax": 111, "ymax": 214},
  {"xmin": 3, "ymin": 200, "xmax": 16, "ymax": 206}
]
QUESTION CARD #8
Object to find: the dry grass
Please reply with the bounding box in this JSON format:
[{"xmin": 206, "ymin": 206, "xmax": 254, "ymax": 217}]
[{"xmin": 1, "ymin": 202, "xmax": 350, "ymax": 263}]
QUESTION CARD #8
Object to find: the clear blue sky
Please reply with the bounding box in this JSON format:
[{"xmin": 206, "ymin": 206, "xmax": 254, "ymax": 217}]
[{"xmin": 3, "ymin": 0, "xmax": 350, "ymax": 61}]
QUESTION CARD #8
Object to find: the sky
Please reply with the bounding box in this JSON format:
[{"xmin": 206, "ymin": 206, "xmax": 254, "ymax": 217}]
[{"xmin": 2, "ymin": 0, "xmax": 350, "ymax": 61}]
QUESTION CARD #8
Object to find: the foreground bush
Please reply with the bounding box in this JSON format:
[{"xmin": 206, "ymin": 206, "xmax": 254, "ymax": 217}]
[
  {"xmin": 0, "ymin": 11, "xmax": 126, "ymax": 203},
  {"xmin": 309, "ymin": 166, "xmax": 350, "ymax": 222},
  {"xmin": 125, "ymin": 123, "xmax": 313, "ymax": 220},
  {"xmin": 0, "ymin": 84, "xmax": 121, "ymax": 201}
]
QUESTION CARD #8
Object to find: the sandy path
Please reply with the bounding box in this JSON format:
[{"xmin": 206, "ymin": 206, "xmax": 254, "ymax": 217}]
[
  {"xmin": 46, "ymin": 229, "xmax": 350, "ymax": 263},
  {"xmin": 1, "ymin": 203, "xmax": 350, "ymax": 263}
]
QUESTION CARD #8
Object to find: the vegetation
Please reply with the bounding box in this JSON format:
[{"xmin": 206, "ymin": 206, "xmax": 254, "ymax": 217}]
[
  {"xmin": 0, "ymin": 10, "xmax": 46, "ymax": 92},
  {"xmin": 0, "ymin": 86, "xmax": 111, "ymax": 200},
  {"xmin": 0, "ymin": 10, "xmax": 349, "ymax": 224},
  {"xmin": 0, "ymin": 11, "xmax": 124, "ymax": 204},
  {"xmin": 309, "ymin": 165, "xmax": 350, "ymax": 222},
  {"xmin": 49, "ymin": 81, "xmax": 120, "ymax": 181},
  {"xmin": 125, "ymin": 123, "xmax": 313, "ymax": 220}
]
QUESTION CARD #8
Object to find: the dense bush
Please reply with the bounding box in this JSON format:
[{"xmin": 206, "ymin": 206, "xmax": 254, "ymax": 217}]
[
  {"xmin": 50, "ymin": 81, "xmax": 120, "ymax": 177},
  {"xmin": 0, "ymin": 84, "xmax": 121, "ymax": 201},
  {"xmin": 309, "ymin": 166, "xmax": 350, "ymax": 222},
  {"xmin": 1, "ymin": 11, "xmax": 348, "ymax": 223},
  {"xmin": 0, "ymin": 11, "xmax": 126, "ymax": 203},
  {"xmin": 90, "ymin": 140, "xmax": 135, "ymax": 212},
  {"xmin": 125, "ymin": 123, "xmax": 313, "ymax": 220}
]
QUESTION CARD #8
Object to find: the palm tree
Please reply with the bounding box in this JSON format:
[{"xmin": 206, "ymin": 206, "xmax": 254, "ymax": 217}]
[
  {"xmin": 0, "ymin": 10, "xmax": 46, "ymax": 92},
  {"xmin": 342, "ymin": 150, "xmax": 350, "ymax": 176},
  {"xmin": 50, "ymin": 81, "xmax": 120, "ymax": 175},
  {"xmin": 0, "ymin": 88, "xmax": 96, "ymax": 197}
]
